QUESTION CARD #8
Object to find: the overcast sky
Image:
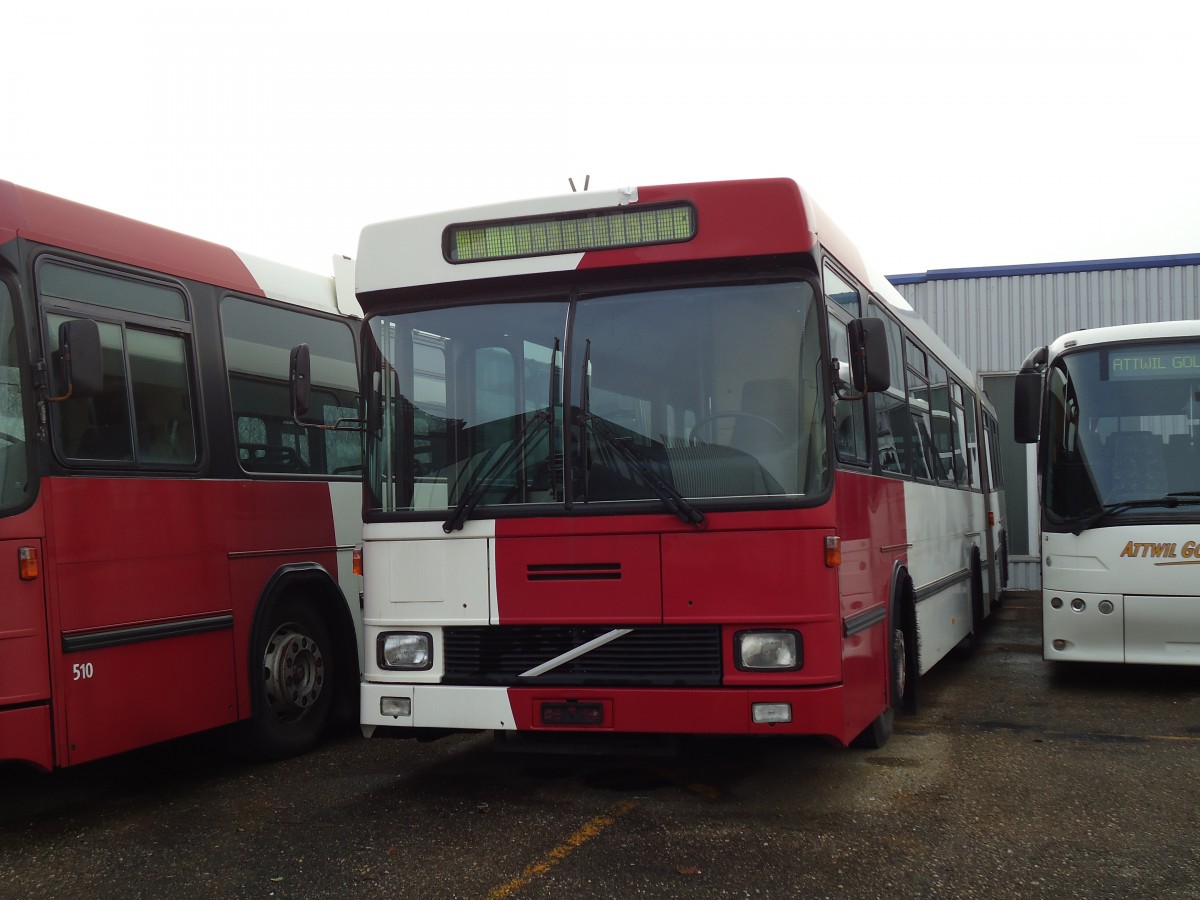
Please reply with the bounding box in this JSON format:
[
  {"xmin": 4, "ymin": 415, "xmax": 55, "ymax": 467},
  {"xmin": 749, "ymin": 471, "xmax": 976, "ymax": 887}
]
[{"xmin": 8, "ymin": 1, "xmax": 1198, "ymax": 280}]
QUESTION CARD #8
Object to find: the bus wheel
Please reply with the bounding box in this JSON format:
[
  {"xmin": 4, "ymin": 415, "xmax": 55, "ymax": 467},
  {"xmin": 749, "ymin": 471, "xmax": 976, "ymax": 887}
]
[
  {"xmin": 961, "ymin": 550, "xmax": 986, "ymax": 657},
  {"xmin": 240, "ymin": 599, "xmax": 335, "ymax": 760},
  {"xmin": 999, "ymin": 529, "xmax": 1010, "ymax": 591},
  {"xmin": 891, "ymin": 622, "xmax": 909, "ymax": 712},
  {"xmin": 899, "ymin": 588, "xmax": 918, "ymax": 715}
]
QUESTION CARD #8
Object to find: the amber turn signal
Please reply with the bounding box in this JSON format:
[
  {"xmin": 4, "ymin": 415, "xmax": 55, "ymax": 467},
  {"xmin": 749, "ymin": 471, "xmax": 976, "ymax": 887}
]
[{"xmin": 18, "ymin": 546, "xmax": 39, "ymax": 581}]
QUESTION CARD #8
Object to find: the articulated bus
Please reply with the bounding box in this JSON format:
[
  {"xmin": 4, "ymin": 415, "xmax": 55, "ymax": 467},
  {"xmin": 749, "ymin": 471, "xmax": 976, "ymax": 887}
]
[
  {"xmin": 0, "ymin": 181, "xmax": 363, "ymax": 770},
  {"xmin": 353, "ymin": 178, "xmax": 1006, "ymax": 749},
  {"xmin": 1015, "ymin": 320, "xmax": 1200, "ymax": 665}
]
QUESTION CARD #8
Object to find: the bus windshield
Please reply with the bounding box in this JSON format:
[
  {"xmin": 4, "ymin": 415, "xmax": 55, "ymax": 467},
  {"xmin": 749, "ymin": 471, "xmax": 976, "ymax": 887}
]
[
  {"xmin": 366, "ymin": 280, "xmax": 828, "ymax": 516},
  {"xmin": 0, "ymin": 282, "xmax": 29, "ymax": 509},
  {"xmin": 1043, "ymin": 340, "xmax": 1200, "ymax": 523}
]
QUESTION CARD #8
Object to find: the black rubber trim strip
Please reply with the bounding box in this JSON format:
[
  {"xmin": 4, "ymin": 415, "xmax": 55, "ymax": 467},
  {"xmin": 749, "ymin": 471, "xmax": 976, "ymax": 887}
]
[
  {"xmin": 63, "ymin": 613, "xmax": 234, "ymax": 653},
  {"xmin": 844, "ymin": 605, "xmax": 887, "ymax": 637},
  {"xmin": 913, "ymin": 568, "xmax": 970, "ymax": 604}
]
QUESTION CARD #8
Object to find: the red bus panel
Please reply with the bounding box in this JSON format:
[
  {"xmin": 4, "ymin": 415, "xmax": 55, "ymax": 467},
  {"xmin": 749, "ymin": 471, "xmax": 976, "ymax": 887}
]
[
  {"xmin": 495, "ymin": 534, "xmax": 662, "ymax": 624},
  {"xmin": 661, "ymin": 529, "xmax": 837, "ymax": 623},
  {"xmin": 63, "ymin": 628, "xmax": 238, "ymax": 766},
  {"xmin": 0, "ymin": 538, "xmax": 51, "ymax": 706}
]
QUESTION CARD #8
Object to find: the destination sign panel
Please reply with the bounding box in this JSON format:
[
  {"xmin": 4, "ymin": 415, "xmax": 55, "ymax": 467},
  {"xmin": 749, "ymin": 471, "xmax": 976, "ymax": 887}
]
[{"xmin": 1107, "ymin": 343, "xmax": 1200, "ymax": 380}]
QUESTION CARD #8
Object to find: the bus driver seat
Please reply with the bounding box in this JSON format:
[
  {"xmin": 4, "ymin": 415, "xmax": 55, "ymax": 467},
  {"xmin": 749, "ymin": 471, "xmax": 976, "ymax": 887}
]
[{"xmin": 732, "ymin": 378, "xmax": 799, "ymax": 492}]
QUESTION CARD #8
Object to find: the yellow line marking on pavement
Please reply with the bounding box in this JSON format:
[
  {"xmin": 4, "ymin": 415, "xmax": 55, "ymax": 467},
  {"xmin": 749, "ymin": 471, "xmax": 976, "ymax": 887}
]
[
  {"xmin": 1145, "ymin": 734, "xmax": 1200, "ymax": 742},
  {"xmin": 487, "ymin": 800, "xmax": 639, "ymax": 899},
  {"xmin": 686, "ymin": 781, "xmax": 722, "ymax": 801}
]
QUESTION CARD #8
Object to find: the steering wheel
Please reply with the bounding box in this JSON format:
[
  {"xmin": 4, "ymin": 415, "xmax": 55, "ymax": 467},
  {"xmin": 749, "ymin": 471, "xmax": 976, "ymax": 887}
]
[
  {"xmin": 0, "ymin": 431, "xmax": 19, "ymax": 447},
  {"xmin": 688, "ymin": 412, "xmax": 786, "ymax": 446}
]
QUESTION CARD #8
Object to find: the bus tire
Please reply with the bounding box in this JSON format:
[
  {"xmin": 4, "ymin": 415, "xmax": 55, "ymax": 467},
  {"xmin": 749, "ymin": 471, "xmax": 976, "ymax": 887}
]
[
  {"xmin": 967, "ymin": 548, "xmax": 986, "ymax": 655},
  {"xmin": 999, "ymin": 529, "xmax": 1010, "ymax": 590},
  {"xmin": 894, "ymin": 572, "xmax": 919, "ymax": 716},
  {"xmin": 238, "ymin": 596, "xmax": 335, "ymax": 761}
]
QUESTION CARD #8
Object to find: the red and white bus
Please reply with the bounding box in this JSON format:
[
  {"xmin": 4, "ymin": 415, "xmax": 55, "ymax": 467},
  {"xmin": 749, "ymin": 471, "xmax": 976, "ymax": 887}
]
[
  {"xmin": 1015, "ymin": 320, "xmax": 1200, "ymax": 664},
  {"xmin": 0, "ymin": 181, "xmax": 363, "ymax": 771},
  {"xmin": 353, "ymin": 178, "xmax": 1005, "ymax": 748}
]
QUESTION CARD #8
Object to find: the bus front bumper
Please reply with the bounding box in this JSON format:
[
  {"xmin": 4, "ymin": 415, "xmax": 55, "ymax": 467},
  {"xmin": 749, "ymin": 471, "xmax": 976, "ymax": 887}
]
[{"xmin": 361, "ymin": 682, "xmax": 850, "ymax": 742}]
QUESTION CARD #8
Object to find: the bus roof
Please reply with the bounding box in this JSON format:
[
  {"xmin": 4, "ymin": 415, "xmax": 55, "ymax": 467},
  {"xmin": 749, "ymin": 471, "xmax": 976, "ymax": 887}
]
[
  {"xmin": 1047, "ymin": 320, "xmax": 1200, "ymax": 358},
  {"xmin": 0, "ymin": 179, "xmax": 357, "ymax": 317}
]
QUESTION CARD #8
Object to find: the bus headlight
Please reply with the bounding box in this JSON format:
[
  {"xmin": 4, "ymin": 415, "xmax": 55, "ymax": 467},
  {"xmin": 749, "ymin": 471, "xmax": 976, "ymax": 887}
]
[
  {"xmin": 378, "ymin": 632, "xmax": 433, "ymax": 670},
  {"xmin": 735, "ymin": 630, "xmax": 802, "ymax": 671}
]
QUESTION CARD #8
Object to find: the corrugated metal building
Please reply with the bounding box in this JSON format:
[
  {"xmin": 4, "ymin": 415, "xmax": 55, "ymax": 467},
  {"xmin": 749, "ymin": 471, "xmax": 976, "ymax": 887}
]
[{"xmin": 889, "ymin": 253, "xmax": 1200, "ymax": 590}]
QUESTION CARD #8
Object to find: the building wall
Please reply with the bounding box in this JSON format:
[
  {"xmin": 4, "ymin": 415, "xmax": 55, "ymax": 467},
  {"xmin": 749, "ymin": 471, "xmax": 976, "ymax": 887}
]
[
  {"xmin": 889, "ymin": 254, "xmax": 1200, "ymax": 590},
  {"xmin": 891, "ymin": 255, "xmax": 1200, "ymax": 375}
]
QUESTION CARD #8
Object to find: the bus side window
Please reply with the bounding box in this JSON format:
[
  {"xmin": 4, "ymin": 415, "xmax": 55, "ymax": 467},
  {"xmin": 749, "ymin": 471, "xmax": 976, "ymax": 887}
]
[
  {"xmin": 41, "ymin": 257, "xmax": 199, "ymax": 470},
  {"xmin": 905, "ymin": 339, "xmax": 936, "ymax": 481},
  {"xmin": 222, "ymin": 297, "xmax": 360, "ymax": 476},
  {"xmin": 963, "ymin": 394, "xmax": 980, "ymax": 489},
  {"xmin": 823, "ymin": 264, "xmax": 861, "ymax": 317},
  {"xmin": 928, "ymin": 359, "xmax": 956, "ymax": 486},
  {"xmin": 874, "ymin": 391, "xmax": 907, "ymax": 475},
  {"xmin": 984, "ymin": 412, "xmax": 1004, "ymax": 491},
  {"xmin": 129, "ymin": 329, "xmax": 196, "ymax": 464},
  {"xmin": 828, "ymin": 315, "xmax": 869, "ymax": 465},
  {"xmin": 50, "ymin": 317, "xmax": 134, "ymax": 461},
  {"xmin": 1044, "ymin": 365, "xmax": 1101, "ymax": 514},
  {"xmin": 871, "ymin": 312, "xmax": 912, "ymax": 477}
]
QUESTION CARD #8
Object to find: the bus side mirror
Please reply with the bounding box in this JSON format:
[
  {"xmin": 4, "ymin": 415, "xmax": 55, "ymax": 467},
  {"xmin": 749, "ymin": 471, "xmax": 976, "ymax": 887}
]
[
  {"xmin": 290, "ymin": 343, "xmax": 312, "ymax": 419},
  {"xmin": 50, "ymin": 318, "xmax": 103, "ymax": 401},
  {"xmin": 1013, "ymin": 345, "xmax": 1047, "ymax": 444},
  {"xmin": 849, "ymin": 317, "xmax": 890, "ymax": 393},
  {"xmin": 1013, "ymin": 371, "xmax": 1043, "ymax": 443}
]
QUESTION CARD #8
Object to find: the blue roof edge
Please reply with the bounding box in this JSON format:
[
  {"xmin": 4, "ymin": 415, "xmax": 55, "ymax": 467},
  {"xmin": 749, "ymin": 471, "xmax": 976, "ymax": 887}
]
[{"xmin": 888, "ymin": 252, "xmax": 1200, "ymax": 286}]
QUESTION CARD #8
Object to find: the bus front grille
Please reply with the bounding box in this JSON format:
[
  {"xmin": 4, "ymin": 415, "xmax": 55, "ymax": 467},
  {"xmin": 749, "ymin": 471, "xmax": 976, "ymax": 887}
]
[{"xmin": 441, "ymin": 625, "xmax": 723, "ymax": 687}]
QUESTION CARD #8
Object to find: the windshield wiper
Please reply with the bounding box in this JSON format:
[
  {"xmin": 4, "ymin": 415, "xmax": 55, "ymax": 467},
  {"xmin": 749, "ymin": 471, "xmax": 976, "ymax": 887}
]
[
  {"xmin": 592, "ymin": 423, "xmax": 706, "ymax": 527},
  {"xmin": 1069, "ymin": 494, "xmax": 1200, "ymax": 535},
  {"xmin": 443, "ymin": 339, "xmax": 560, "ymax": 533},
  {"xmin": 577, "ymin": 339, "xmax": 705, "ymax": 528}
]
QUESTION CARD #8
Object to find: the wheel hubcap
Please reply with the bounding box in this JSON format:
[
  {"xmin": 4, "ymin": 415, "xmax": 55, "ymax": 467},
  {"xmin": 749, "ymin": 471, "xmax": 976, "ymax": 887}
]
[
  {"xmin": 893, "ymin": 627, "xmax": 907, "ymax": 701},
  {"xmin": 262, "ymin": 625, "xmax": 325, "ymax": 721}
]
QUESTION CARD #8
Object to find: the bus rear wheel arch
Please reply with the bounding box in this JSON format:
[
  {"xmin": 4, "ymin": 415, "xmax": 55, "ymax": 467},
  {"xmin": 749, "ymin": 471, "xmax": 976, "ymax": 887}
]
[{"xmin": 233, "ymin": 569, "xmax": 357, "ymax": 761}]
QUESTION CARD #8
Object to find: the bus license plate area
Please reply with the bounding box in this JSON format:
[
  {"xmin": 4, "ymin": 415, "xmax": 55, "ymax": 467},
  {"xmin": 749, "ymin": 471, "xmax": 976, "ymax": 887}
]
[{"xmin": 539, "ymin": 699, "xmax": 609, "ymax": 727}]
